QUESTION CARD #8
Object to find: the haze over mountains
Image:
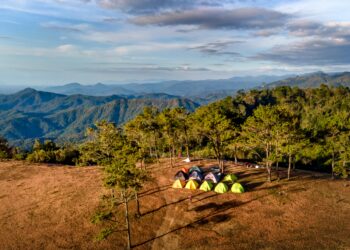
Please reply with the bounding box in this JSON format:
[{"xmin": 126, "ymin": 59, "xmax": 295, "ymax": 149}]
[{"xmin": 42, "ymin": 75, "xmax": 288, "ymax": 97}]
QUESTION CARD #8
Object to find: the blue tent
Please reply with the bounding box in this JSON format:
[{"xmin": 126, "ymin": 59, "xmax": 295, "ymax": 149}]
[
  {"xmin": 189, "ymin": 166, "xmax": 203, "ymax": 174},
  {"xmin": 174, "ymin": 170, "xmax": 188, "ymax": 181},
  {"xmin": 189, "ymin": 170, "xmax": 204, "ymax": 182}
]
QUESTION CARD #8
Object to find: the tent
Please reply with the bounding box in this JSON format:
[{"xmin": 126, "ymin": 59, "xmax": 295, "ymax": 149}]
[
  {"xmin": 204, "ymin": 172, "xmax": 220, "ymax": 183},
  {"xmin": 182, "ymin": 157, "xmax": 191, "ymax": 163},
  {"xmin": 189, "ymin": 166, "xmax": 203, "ymax": 174},
  {"xmin": 185, "ymin": 179, "xmax": 199, "ymax": 190},
  {"xmin": 231, "ymin": 182, "xmax": 245, "ymax": 193},
  {"xmin": 214, "ymin": 182, "xmax": 228, "ymax": 194},
  {"xmin": 174, "ymin": 171, "xmax": 188, "ymax": 181},
  {"xmin": 210, "ymin": 166, "xmax": 221, "ymax": 173},
  {"xmin": 223, "ymin": 174, "xmax": 238, "ymax": 183},
  {"xmin": 181, "ymin": 167, "xmax": 189, "ymax": 174},
  {"xmin": 189, "ymin": 170, "xmax": 204, "ymax": 182},
  {"xmin": 172, "ymin": 179, "xmax": 186, "ymax": 189},
  {"xmin": 199, "ymin": 180, "xmax": 214, "ymax": 192}
]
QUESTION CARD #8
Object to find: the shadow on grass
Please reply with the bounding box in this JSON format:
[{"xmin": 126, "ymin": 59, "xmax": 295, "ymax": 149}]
[
  {"xmin": 132, "ymin": 194, "xmax": 269, "ymax": 248},
  {"xmin": 139, "ymin": 184, "xmax": 172, "ymax": 198},
  {"xmin": 141, "ymin": 192, "xmax": 203, "ymax": 217}
]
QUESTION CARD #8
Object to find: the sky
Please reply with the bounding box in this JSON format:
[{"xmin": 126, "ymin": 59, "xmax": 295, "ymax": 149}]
[{"xmin": 1, "ymin": 0, "xmax": 350, "ymax": 86}]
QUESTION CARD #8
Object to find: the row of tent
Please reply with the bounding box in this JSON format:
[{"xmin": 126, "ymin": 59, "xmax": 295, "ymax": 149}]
[
  {"xmin": 173, "ymin": 179, "xmax": 245, "ymax": 194},
  {"xmin": 174, "ymin": 166, "xmax": 239, "ymax": 183},
  {"xmin": 173, "ymin": 166, "xmax": 245, "ymax": 194}
]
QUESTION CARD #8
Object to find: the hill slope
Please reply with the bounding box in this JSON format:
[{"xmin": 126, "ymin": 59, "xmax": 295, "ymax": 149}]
[
  {"xmin": 0, "ymin": 160, "xmax": 348, "ymax": 249},
  {"xmin": 0, "ymin": 89, "xmax": 198, "ymax": 147},
  {"xmin": 266, "ymin": 71, "xmax": 350, "ymax": 88}
]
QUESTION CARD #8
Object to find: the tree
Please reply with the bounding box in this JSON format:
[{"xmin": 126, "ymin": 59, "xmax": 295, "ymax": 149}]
[
  {"xmin": 0, "ymin": 136, "xmax": 11, "ymax": 159},
  {"xmin": 158, "ymin": 108, "xmax": 180, "ymax": 167},
  {"xmin": 241, "ymin": 105, "xmax": 280, "ymax": 182},
  {"xmin": 191, "ymin": 102, "xmax": 237, "ymax": 173},
  {"xmin": 82, "ymin": 121, "xmax": 148, "ymax": 249}
]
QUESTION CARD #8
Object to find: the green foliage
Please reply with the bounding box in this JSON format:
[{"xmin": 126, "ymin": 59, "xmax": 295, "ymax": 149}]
[
  {"xmin": 26, "ymin": 140, "xmax": 79, "ymax": 165},
  {"xmin": 95, "ymin": 228, "xmax": 114, "ymax": 241},
  {"xmin": 0, "ymin": 136, "xmax": 12, "ymax": 159}
]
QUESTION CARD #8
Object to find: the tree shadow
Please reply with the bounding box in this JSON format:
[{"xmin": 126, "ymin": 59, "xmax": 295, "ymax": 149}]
[
  {"xmin": 139, "ymin": 184, "xmax": 172, "ymax": 197},
  {"xmin": 192, "ymin": 193, "xmax": 217, "ymax": 203},
  {"xmin": 132, "ymin": 194, "xmax": 268, "ymax": 249},
  {"xmin": 240, "ymin": 181, "xmax": 266, "ymax": 191},
  {"xmin": 141, "ymin": 192, "xmax": 203, "ymax": 217}
]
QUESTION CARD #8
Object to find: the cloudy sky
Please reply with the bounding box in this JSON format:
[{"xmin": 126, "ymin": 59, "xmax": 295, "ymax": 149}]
[{"xmin": 1, "ymin": 0, "xmax": 350, "ymax": 85}]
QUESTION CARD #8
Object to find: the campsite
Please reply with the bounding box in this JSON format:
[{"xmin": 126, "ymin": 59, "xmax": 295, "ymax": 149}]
[{"xmin": 0, "ymin": 159, "xmax": 349, "ymax": 249}]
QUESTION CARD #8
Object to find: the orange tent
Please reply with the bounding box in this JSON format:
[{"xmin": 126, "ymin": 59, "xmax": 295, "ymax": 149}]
[{"xmin": 181, "ymin": 167, "xmax": 189, "ymax": 174}]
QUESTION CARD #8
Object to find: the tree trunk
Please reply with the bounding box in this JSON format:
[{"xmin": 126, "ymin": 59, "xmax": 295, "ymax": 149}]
[
  {"xmin": 234, "ymin": 145, "xmax": 238, "ymax": 164},
  {"xmin": 275, "ymin": 145, "xmax": 280, "ymax": 181},
  {"xmin": 124, "ymin": 194, "xmax": 131, "ymax": 250},
  {"xmin": 331, "ymin": 150, "xmax": 335, "ymax": 179},
  {"xmin": 287, "ymin": 153, "xmax": 292, "ymax": 180},
  {"xmin": 266, "ymin": 144, "xmax": 271, "ymax": 182},
  {"xmin": 276, "ymin": 161, "xmax": 280, "ymax": 181},
  {"xmin": 267, "ymin": 163, "xmax": 271, "ymax": 182},
  {"xmin": 185, "ymin": 144, "xmax": 190, "ymax": 159},
  {"xmin": 135, "ymin": 192, "xmax": 140, "ymax": 217}
]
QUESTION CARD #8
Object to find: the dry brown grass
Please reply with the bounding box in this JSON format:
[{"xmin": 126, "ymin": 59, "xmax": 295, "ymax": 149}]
[{"xmin": 0, "ymin": 159, "xmax": 349, "ymax": 250}]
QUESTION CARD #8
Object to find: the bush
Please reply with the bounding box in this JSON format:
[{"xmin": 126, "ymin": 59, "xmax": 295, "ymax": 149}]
[
  {"xmin": 27, "ymin": 149, "xmax": 54, "ymax": 163},
  {"xmin": 0, "ymin": 150, "xmax": 9, "ymax": 159}
]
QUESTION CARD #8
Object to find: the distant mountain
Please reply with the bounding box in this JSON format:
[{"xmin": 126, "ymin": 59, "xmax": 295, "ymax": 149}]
[
  {"xmin": 44, "ymin": 82, "xmax": 136, "ymax": 96},
  {"xmin": 42, "ymin": 75, "xmax": 289, "ymax": 98},
  {"xmin": 266, "ymin": 72, "xmax": 350, "ymax": 88},
  {"xmin": 0, "ymin": 89, "xmax": 198, "ymax": 148}
]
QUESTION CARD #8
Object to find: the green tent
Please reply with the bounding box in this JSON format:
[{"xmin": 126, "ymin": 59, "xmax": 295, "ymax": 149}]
[
  {"xmin": 231, "ymin": 182, "xmax": 245, "ymax": 193},
  {"xmin": 214, "ymin": 182, "xmax": 228, "ymax": 194},
  {"xmin": 199, "ymin": 180, "xmax": 213, "ymax": 192},
  {"xmin": 223, "ymin": 174, "xmax": 238, "ymax": 183}
]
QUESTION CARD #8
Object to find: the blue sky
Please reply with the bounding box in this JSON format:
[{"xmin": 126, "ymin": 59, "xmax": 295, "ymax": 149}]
[{"xmin": 1, "ymin": 0, "xmax": 350, "ymax": 85}]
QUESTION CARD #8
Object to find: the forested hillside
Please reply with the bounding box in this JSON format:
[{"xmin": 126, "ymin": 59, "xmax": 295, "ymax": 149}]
[
  {"xmin": 266, "ymin": 71, "xmax": 350, "ymax": 88},
  {"xmin": 0, "ymin": 88, "xmax": 198, "ymax": 148}
]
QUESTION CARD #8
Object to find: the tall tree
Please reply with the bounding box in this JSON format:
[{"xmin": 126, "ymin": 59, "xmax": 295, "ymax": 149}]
[
  {"xmin": 241, "ymin": 105, "xmax": 280, "ymax": 182},
  {"xmin": 191, "ymin": 102, "xmax": 237, "ymax": 172}
]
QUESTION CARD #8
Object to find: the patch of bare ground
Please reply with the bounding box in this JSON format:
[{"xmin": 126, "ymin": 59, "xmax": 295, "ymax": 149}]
[{"xmin": 0, "ymin": 159, "xmax": 349, "ymax": 250}]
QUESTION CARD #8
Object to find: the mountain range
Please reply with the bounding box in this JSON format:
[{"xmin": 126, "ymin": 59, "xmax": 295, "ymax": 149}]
[
  {"xmin": 2, "ymin": 71, "xmax": 350, "ymax": 148},
  {"xmin": 265, "ymin": 71, "xmax": 350, "ymax": 88},
  {"xmin": 42, "ymin": 75, "xmax": 288, "ymax": 98},
  {"xmin": 0, "ymin": 88, "xmax": 198, "ymax": 148}
]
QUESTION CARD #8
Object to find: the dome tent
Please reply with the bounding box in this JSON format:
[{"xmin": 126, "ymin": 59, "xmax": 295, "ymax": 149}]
[
  {"xmin": 181, "ymin": 167, "xmax": 189, "ymax": 174},
  {"xmin": 189, "ymin": 166, "xmax": 203, "ymax": 174},
  {"xmin": 204, "ymin": 172, "xmax": 220, "ymax": 183},
  {"xmin": 172, "ymin": 179, "xmax": 186, "ymax": 189},
  {"xmin": 223, "ymin": 174, "xmax": 238, "ymax": 183},
  {"xmin": 199, "ymin": 180, "xmax": 214, "ymax": 192},
  {"xmin": 214, "ymin": 182, "xmax": 228, "ymax": 194},
  {"xmin": 231, "ymin": 182, "xmax": 245, "ymax": 193},
  {"xmin": 174, "ymin": 170, "xmax": 188, "ymax": 181},
  {"xmin": 185, "ymin": 179, "xmax": 199, "ymax": 190},
  {"xmin": 189, "ymin": 170, "xmax": 204, "ymax": 182}
]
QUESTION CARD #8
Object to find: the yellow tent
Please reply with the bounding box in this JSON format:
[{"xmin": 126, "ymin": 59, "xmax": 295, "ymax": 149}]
[
  {"xmin": 172, "ymin": 179, "xmax": 186, "ymax": 189},
  {"xmin": 231, "ymin": 182, "xmax": 245, "ymax": 193},
  {"xmin": 223, "ymin": 174, "xmax": 238, "ymax": 183},
  {"xmin": 214, "ymin": 182, "xmax": 228, "ymax": 194},
  {"xmin": 199, "ymin": 180, "xmax": 213, "ymax": 192},
  {"xmin": 185, "ymin": 179, "xmax": 199, "ymax": 190}
]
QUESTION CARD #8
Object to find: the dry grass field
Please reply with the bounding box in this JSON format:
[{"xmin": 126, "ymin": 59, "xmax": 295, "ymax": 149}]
[{"xmin": 0, "ymin": 159, "xmax": 349, "ymax": 250}]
